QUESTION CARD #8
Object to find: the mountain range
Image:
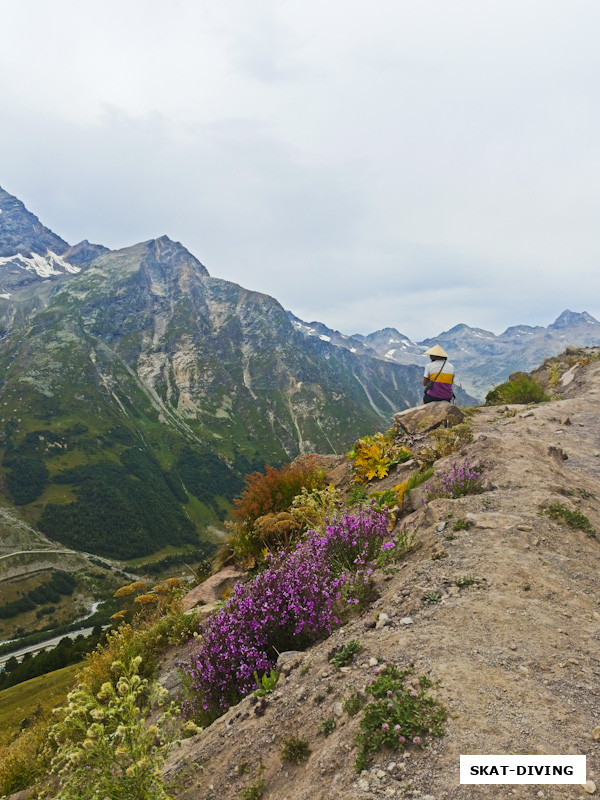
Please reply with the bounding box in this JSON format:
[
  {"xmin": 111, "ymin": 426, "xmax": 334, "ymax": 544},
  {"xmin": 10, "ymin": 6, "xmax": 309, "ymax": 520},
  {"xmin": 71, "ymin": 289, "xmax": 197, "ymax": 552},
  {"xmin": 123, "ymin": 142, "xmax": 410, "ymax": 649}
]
[
  {"xmin": 290, "ymin": 309, "xmax": 600, "ymax": 398},
  {"xmin": 0, "ymin": 186, "xmax": 446, "ymax": 560},
  {"xmin": 0, "ymin": 185, "xmax": 598, "ymax": 561}
]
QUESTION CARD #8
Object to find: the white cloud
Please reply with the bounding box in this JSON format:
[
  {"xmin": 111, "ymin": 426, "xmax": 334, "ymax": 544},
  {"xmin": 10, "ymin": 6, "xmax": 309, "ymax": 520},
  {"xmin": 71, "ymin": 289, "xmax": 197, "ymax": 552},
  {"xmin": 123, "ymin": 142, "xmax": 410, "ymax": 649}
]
[{"xmin": 1, "ymin": 0, "xmax": 600, "ymax": 339}]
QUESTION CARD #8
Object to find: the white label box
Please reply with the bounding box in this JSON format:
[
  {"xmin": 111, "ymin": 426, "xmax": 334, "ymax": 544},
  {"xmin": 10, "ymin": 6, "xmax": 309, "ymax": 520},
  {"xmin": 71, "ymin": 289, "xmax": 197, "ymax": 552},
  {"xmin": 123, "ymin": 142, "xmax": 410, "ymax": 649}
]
[{"xmin": 460, "ymin": 755, "xmax": 586, "ymax": 784}]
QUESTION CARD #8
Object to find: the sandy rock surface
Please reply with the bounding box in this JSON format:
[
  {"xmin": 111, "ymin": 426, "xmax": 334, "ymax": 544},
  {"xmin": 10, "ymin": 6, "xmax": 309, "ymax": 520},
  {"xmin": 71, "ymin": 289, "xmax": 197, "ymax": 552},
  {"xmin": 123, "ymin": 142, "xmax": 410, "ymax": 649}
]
[
  {"xmin": 181, "ymin": 566, "xmax": 248, "ymax": 612},
  {"xmin": 166, "ymin": 358, "xmax": 600, "ymax": 800},
  {"xmin": 394, "ymin": 402, "xmax": 465, "ymax": 435}
]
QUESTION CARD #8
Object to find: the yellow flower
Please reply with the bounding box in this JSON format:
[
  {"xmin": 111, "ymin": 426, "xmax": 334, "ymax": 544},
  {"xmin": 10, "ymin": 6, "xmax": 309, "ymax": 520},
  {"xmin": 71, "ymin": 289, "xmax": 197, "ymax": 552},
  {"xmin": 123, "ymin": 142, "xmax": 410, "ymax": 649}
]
[{"xmin": 133, "ymin": 593, "xmax": 158, "ymax": 606}]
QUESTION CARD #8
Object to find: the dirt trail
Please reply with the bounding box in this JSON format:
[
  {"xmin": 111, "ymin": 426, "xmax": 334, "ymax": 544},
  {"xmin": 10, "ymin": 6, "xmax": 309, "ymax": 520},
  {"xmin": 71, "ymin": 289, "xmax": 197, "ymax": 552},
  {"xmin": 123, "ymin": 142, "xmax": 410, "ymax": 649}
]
[{"xmin": 166, "ymin": 359, "xmax": 600, "ymax": 800}]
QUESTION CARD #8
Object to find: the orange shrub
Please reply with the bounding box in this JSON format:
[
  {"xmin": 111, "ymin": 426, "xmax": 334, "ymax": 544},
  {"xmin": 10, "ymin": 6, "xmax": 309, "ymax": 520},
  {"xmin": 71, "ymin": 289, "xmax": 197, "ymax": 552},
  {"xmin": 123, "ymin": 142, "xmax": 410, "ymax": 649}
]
[{"xmin": 232, "ymin": 457, "xmax": 326, "ymax": 528}]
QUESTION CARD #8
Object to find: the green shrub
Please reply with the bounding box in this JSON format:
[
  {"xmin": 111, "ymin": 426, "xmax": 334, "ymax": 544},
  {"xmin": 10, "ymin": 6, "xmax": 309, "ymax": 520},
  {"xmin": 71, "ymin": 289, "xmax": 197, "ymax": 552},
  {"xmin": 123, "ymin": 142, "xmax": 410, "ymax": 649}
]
[
  {"xmin": 290, "ymin": 485, "xmax": 343, "ymax": 531},
  {"xmin": 452, "ymin": 518, "xmax": 471, "ymax": 531},
  {"xmin": 377, "ymin": 529, "xmax": 417, "ymax": 569},
  {"xmin": 549, "ymin": 363, "xmax": 561, "ymax": 388},
  {"xmin": 455, "ymin": 575, "xmax": 477, "ymax": 587},
  {"xmin": 46, "ymin": 656, "xmax": 177, "ymax": 800},
  {"xmin": 318, "ymin": 717, "xmax": 336, "ymax": 736},
  {"xmin": 239, "ymin": 779, "xmax": 266, "ymax": 800},
  {"xmin": 430, "ymin": 423, "xmax": 473, "ymax": 457},
  {"xmin": 252, "ymin": 670, "xmax": 280, "ymax": 697},
  {"xmin": 280, "ymin": 736, "xmax": 311, "ymax": 764},
  {"xmin": 485, "ymin": 373, "xmax": 550, "ymax": 405},
  {"xmin": 343, "ymin": 691, "xmax": 367, "ymax": 717},
  {"xmin": 347, "ymin": 484, "xmax": 368, "ymax": 506},
  {"xmin": 405, "ymin": 467, "xmax": 434, "ymax": 493},
  {"xmin": 543, "ymin": 503, "xmax": 595, "ymax": 536},
  {"xmin": 354, "ymin": 665, "xmax": 445, "ymax": 771},
  {"xmin": 330, "ymin": 639, "xmax": 362, "ymax": 668}
]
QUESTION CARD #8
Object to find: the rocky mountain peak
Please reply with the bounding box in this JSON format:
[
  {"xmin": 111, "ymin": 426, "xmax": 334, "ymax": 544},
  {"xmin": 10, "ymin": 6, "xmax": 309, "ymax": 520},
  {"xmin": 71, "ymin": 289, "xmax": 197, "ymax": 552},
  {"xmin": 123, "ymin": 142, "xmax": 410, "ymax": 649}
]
[
  {"xmin": 62, "ymin": 239, "xmax": 110, "ymax": 268},
  {"xmin": 0, "ymin": 186, "xmax": 81, "ymax": 294},
  {"xmin": 143, "ymin": 235, "xmax": 210, "ymax": 277},
  {"xmin": 363, "ymin": 327, "xmax": 410, "ymax": 344},
  {"xmin": 0, "ymin": 185, "xmax": 70, "ymax": 259},
  {"xmin": 549, "ymin": 309, "xmax": 600, "ymax": 329}
]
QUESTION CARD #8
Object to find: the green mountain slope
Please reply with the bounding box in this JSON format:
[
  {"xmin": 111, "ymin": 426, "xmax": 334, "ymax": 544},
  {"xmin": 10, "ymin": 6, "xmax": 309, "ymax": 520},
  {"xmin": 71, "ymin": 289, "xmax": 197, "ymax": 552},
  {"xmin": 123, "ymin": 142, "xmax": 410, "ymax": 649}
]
[{"xmin": 0, "ymin": 234, "xmax": 427, "ymax": 559}]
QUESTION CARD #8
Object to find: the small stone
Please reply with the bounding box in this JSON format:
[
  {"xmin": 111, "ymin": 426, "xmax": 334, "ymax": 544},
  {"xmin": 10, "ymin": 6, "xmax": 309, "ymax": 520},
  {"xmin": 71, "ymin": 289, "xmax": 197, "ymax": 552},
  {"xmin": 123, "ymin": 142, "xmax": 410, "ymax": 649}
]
[
  {"xmin": 400, "ymin": 617, "xmax": 414, "ymax": 625},
  {"xmin": 387, "ymin": 762, "xmax": 397, "ymax": 771},
  {"xmin": 517, "ymin": 524, "xmax": 532, "ymax": 531},
  {"xmin": 509, "ymin": 645, "xmax": 517, "ymax": 651},
  {"xmin": 583, "ymin": 779, "xmax": 596, "ymax": 794},
  {"xmin": 385, "ymin": 790, "xmax": 396, "ymax": 797},
  {"xmin": 537, "ymin": 792, "xmax": 545, "ymax": 798},
  {"xmin": 435, "ymin": 521, "xmax": 447, "ymax": 532},
  {"xmin": 592, "ymin": 727, "xmax": 600, "ymax": 740},
  {"xmin": 276, "ymin": 651, "xmax": 303, "ymax": 676},
  {"xmin": 376, "ymin": 613, "xmax": 390, "ymax": 630},
  {"xmin": 368, "ymin": 657, "xmax": 379, "ymax": 667},
  {"xmin": 519, "ymin": 410, "xmax": 534, "ymax": 418},
  {"xmin": 377, "ymin": 769, "xmax": 386, "ymax": 778},
  {"xmin": 593, "ymin": 612, "xmax": 600, "ymax": 621},
  {"xmin": 358, "ymin": 778, "xmax": 370, "ymax": 791},
  {"xmin": 333, "ymin": 702, "xmax": 344, "ymax": 718}
]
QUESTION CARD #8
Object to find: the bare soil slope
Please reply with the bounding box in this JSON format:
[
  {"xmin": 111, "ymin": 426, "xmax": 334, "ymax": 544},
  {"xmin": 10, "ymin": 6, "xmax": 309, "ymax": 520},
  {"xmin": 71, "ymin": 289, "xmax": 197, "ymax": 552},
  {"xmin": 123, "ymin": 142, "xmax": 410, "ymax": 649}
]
[{"xmin": 166, "ymin": 356, "xmax": 600, "ymax": 800}]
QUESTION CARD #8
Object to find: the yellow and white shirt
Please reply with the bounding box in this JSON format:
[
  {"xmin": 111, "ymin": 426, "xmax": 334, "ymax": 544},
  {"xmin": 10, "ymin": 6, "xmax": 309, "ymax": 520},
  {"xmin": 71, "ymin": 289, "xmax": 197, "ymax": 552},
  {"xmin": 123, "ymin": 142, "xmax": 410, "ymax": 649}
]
[{"xmin": 424, "ymin": 359, "xmax": 455, "ymax": 400}]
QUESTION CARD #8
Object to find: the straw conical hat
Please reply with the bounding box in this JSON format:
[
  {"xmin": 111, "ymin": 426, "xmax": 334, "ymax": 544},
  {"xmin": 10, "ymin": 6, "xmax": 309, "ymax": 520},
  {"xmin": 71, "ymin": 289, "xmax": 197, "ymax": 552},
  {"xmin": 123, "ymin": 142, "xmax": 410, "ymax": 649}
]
[{"xmin": 424, "ymin": 344, "xmax": 448, "ymax": 358}]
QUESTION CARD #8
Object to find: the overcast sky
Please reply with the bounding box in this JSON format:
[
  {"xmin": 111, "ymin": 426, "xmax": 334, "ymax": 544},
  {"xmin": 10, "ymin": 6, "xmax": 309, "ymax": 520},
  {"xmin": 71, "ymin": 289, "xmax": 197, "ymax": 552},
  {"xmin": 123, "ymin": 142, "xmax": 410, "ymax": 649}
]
[{"xmin": 1, "ymin": 1, "xmax": 599, "ymax": 340}]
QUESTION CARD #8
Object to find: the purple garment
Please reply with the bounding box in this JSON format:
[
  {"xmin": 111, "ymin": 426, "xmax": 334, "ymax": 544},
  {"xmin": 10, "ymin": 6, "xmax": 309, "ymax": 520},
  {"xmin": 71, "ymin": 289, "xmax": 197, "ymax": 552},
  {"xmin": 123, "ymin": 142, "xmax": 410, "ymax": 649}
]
[{"xmin": 426, "ymin": 381, "xmax": 454, "ymax": 400}]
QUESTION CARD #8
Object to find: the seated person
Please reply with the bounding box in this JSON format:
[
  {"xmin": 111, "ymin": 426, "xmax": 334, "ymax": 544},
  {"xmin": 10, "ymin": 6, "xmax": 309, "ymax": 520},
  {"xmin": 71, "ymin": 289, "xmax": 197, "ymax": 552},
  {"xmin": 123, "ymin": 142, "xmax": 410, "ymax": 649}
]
[{"xmin": 423, "ymin": 345, "xmax": 455, "ymax": 404}]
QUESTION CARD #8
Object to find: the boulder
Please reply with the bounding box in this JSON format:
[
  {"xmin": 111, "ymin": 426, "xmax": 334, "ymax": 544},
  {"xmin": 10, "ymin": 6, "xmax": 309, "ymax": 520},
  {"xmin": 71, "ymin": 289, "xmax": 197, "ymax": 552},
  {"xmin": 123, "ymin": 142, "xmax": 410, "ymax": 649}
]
[
  {"xmin": 181, "ymin": 565, "xmax": 248, "ymax": 612},
  {"xmin": 326, "ymin": 458, "xmax": 353, "ymax": 487},
  {"xmin": 393, "ymin": 402, "xmax": 464, "ymax": 435}
]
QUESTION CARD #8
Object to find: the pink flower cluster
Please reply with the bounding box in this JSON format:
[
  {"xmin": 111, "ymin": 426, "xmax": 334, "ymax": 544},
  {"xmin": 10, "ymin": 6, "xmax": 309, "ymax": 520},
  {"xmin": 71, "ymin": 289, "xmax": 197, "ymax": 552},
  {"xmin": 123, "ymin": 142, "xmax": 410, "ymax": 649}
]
[
  {"xmin": 428, "ymin": 460, "xmax": 486, "ymax": 499},
  {"xmin": 183, "ymin": 508, "xmax": 389, "ymax": 718}
]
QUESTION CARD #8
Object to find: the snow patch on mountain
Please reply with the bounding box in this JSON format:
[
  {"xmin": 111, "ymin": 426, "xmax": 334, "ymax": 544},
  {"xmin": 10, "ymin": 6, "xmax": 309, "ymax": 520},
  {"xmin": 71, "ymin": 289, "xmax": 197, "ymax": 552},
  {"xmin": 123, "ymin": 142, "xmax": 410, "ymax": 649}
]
[{"xmin": 0, "ymin": 250, "xmax": 81, "ymax": 277}]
